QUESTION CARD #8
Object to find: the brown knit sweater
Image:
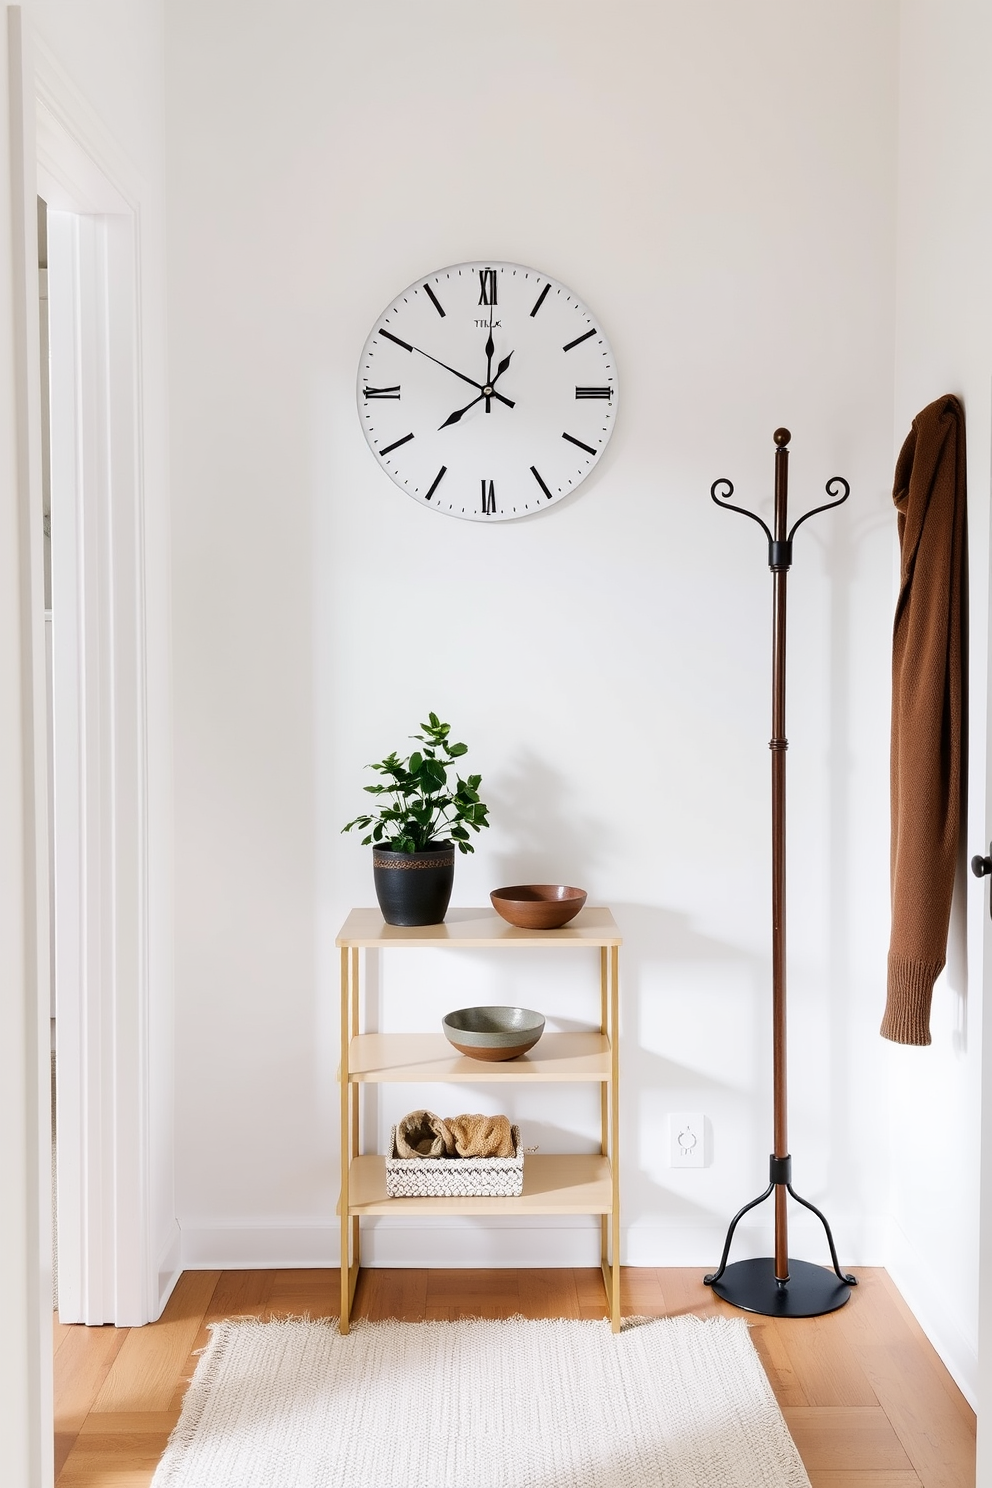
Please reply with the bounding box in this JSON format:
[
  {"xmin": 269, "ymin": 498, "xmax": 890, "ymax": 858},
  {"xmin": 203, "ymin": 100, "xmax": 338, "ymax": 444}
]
[{"xmin": 883, "ymin": 394, "xmax": 967, "ymax": 1045}]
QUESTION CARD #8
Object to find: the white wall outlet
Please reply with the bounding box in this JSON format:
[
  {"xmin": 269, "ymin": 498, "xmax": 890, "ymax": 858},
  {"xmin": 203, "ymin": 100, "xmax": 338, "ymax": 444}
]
[{"xmin": 669, "ymin": 1112, "xmax": 706, "ymax": 1168}]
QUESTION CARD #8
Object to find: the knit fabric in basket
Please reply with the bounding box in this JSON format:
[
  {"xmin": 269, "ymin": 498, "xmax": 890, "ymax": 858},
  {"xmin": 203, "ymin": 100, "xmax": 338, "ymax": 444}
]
[{"xmin": 384, "ymin": 1124, "xmax": 523, "ymax": 1197}]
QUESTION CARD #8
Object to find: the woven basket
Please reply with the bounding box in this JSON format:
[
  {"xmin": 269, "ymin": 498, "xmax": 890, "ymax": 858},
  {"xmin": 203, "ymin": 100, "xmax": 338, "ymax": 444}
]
[{"xmin": 384, "ymin": 1124, "xmax": 524, "ymax": 1198}]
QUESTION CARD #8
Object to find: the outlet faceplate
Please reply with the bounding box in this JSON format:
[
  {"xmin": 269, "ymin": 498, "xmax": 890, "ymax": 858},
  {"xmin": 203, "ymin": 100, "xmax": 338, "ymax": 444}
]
[{"xmin": 669, "ymin": 1112, "xmax": 706, "ymax": 1168}]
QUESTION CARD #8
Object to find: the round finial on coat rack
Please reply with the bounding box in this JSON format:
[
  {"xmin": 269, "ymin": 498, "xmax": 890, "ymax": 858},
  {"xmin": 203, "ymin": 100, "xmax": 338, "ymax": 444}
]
[{"xmin": 774, "ymin": 428, "xmax": 791, "ymax": 448}]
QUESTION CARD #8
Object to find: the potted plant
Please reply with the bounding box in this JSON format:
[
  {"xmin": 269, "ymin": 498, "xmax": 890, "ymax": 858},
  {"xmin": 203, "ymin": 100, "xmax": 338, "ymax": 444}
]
[{"xmin": 342, "ymin": 713, "xmax": 490, "ymax": 925}]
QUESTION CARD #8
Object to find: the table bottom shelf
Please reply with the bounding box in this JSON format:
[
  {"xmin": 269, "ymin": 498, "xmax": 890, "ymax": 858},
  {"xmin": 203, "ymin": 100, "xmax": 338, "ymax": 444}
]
[
  {"xmin": 342, "ymin": 1151, "xmax": 613, "ymax": 1215},
  {"xmin": 338, "ymin": 1152, "xmax": 620, "ymax": 1333}
]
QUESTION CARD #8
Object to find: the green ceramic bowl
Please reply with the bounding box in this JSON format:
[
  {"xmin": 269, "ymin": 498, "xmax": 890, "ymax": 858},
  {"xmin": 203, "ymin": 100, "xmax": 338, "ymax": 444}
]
[{"xmin": 442, "ymin": 1005, "xmax": 546, "ymax": 1062}]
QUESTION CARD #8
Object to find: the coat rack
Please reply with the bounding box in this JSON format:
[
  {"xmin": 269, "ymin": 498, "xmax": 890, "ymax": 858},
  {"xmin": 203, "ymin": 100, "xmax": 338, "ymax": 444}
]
[{"xmin": 703, "ymin": 428, "xmax": 858, "ymax": 1317}]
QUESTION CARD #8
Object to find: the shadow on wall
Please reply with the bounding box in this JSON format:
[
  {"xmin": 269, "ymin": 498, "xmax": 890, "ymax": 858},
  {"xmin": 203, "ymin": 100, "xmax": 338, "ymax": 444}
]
[
  {"xmin": 609, "ymin": 901, "xmax": 767, "ymax": 1227},
  {"xmin": 819, "ymin": 497, "xmax": 892, "ymax": 1208},
  {"xmin": 486, "ymin": 747, "xmax": 612, "ymax": 889}
]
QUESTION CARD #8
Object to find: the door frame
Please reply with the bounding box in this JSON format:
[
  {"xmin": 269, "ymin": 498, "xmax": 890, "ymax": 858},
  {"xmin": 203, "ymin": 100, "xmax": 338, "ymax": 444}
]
[
  {"xmin": 4, "ymin": 9, "xmax": 53, "ymax": 1482},
  {"xmin": 22, "ymin": 12, "xmax": 176, "ymax": 1331}
]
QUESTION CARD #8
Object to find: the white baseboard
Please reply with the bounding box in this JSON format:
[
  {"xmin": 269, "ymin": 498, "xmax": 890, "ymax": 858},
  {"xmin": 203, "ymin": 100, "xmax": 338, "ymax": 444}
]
[
  {"xmin": 181, "ymin": 1222, "xmax": 343, "ymax": 1270},
  {"xmin": 883, "ymin": 1220, "xmax": 978, "ymax": 1409},
  {"xmin": 179, "ymin": 1217, "xmax": 601, "ymax": 1270},
  {"xmin": 177, "ymin": 1212, "xmax": 888, "ymax": 1273},
  {"xmin": 624, "ymin": 1213, "xmax": 890, "ymax": 1269},
  {"xmin": 361, "ymin": 1219, "xmax": 601, "ymax": 1269},
  {"xmin": 155, "ymin": 1222, "xmax": 183, "ymax": 1320}
]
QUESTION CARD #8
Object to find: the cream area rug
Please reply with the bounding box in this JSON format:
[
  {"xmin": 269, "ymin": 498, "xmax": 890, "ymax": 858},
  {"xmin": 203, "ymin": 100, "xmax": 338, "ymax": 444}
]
[{"xmin": 151, "ymin": 1315, "xmax": 811, "ymax": 1488}]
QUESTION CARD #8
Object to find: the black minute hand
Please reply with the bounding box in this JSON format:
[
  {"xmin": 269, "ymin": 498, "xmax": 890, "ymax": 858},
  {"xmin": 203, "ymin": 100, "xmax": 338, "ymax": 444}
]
[
  {"xmin": 484, "ymin": 332, "xmax": 495, "ymax": 411},
  {"xmin": 379, "ymin": 328, "xmax": 486, "ymax": 392}
]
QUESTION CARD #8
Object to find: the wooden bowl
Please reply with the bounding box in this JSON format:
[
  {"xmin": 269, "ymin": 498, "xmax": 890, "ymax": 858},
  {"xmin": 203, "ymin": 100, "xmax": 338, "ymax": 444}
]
[
  {"xmin": 490, "ymin": 884, "xmax": 587, "ymax": 930},
  {"xmin": 442, "ymin": 1005, "xmax": 546, "ymax": 1061}
]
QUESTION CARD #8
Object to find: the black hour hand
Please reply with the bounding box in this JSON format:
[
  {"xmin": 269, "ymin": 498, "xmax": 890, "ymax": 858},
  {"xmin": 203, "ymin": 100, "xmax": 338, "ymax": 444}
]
[
  {"xmin": 440, "ymin": 387, "xmax": 515, "ymax": 429},
  {"xmin": 440, "ymin": 394, "xmax": 484, "ymax": 429}
]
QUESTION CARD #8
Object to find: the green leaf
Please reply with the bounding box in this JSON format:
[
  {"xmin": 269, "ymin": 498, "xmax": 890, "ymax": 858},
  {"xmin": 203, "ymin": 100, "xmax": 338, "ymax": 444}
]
[
  {"xmin": 408, "ymin": 752, "xmax": 423, "ymax": 773},
  {"xmin": 421, "ymin": 759, "xmax": 447, "ymax": 790},
  {"xmin": 447, "ymin": 741, "xmax": 468, "ymax": 757}
]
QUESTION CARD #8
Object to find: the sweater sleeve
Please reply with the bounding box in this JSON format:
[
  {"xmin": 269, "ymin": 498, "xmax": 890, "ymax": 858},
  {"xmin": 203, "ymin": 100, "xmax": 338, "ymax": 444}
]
[{"xmin": 882, "ymin": 394, "xmax": 967, "ymax": 1045}]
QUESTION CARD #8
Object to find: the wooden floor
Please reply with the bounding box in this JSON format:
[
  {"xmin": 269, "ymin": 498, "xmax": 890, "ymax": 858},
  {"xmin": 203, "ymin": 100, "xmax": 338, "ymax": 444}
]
[{"xmin": 53, "ymin": 1266, "xmax": 975, "ymax": 1486}]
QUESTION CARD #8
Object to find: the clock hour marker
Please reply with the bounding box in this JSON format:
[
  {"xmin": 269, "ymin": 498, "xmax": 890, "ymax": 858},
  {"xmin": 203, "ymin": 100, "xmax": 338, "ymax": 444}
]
[
  {"xmin": 425, "ymin": 466, "xmax": 447, "ymax": 501},
  {"xmin": 562, "ymin": 432, "xmax": 598, "ymax": 456},
  {"xmin": 530, "ymin": 466, "xmax": 553, "ymax": 500},
  {"xmin": 379, "ymin": 328, "xmax": 413, "ymax": 352},
  {"xmin": 478, "ymin": 268, "xmax": 498, "ymax": 307},
  {"xmin": 563, "ymin": 328, "xmax": 597, "ymax": 352},
  {"xmin": 481, "ymin": 479, "xmax": 496, "ymax": 515},
  {"xmin": 380, "ymin": 432, "xmax": 415, "ymax": 456},
  {"xmin": 364, "ymin": 385, "xmax": 401, "ymax": 400},
  {"xmin": 530, "ymin": 283, "xmax": 551, "ymax": 317},
  {"xmin": 575, "ymin": 386, "xmax": 612, "ymax": 400},
  {"xmin": 423, "ymin": 283, "xmax": 446, "ymax": 317}
]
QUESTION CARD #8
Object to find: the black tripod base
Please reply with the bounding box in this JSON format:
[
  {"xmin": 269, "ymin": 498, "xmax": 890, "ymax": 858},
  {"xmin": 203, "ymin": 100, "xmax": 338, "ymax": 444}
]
[
  {"xmin": 703, "ymin": 1158, "xmax": 857, "ymax": 1318},
  {"xmin": 707, "ymin": 1256, "xmax": 852, "ymax": 1317}
]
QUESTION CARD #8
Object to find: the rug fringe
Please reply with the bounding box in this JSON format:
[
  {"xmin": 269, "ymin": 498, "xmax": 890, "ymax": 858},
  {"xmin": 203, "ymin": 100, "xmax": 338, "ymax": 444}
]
[{"xmin": 200, "ymin": 1312, "xmax": 754, "ymax": 1342}]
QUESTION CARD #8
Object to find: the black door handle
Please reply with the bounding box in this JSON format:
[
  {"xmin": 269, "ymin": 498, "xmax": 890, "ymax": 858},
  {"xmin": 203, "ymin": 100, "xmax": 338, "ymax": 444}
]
[{"xmin": 972, "ymin": 846, "xmax": 992, "ymax": 878}]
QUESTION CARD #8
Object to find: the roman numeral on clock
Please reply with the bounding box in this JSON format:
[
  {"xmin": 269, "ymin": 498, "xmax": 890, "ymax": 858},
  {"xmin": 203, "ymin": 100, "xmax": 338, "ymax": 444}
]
[
  {"xmin": 478, "ymin": 268, "xmax": 497, "ymax": 307},
  {"xmin": 363, "ymin": 385, "xmax": 401, "ymax": 400},
  {"xmin": 575, "ymin": 386, "xmax": 612, "ymax": 400},
  {"xmin": 481, "ymin": 479, "xmax": 496, "ymax": 514}
]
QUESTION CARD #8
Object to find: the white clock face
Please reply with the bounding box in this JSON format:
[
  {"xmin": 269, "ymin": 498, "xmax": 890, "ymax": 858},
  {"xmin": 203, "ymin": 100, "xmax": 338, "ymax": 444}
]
[{"xmin": 357, "ymin": 261, "xmax": 617, "ymax": 521}]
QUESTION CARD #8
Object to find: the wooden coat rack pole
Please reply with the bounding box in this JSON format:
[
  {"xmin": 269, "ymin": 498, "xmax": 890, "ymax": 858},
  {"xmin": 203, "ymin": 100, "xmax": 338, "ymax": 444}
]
[{"xmin": 703, "ymin": 428, "xmax": 858, "ymax": 1318}]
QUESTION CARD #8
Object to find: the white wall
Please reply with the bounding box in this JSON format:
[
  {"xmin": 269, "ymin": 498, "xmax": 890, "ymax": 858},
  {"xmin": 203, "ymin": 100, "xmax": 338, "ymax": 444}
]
[
  {"xmin": 889, "ymin": 0, "xmax": 992, "ymax": 1419},
  {"xmin": 166, "ymin": 0, "xmax": 903, "ymax": 1283}
]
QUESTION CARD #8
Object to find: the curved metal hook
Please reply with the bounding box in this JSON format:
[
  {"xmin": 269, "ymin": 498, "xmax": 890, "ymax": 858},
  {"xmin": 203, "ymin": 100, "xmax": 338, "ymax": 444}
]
[
  {"xmin": 787, "ymin": 476, "xmax": 850, "ymax": 544},
  {"xmin": 710, "ymin": 478, "xmax": 773, "ymax": 545}
]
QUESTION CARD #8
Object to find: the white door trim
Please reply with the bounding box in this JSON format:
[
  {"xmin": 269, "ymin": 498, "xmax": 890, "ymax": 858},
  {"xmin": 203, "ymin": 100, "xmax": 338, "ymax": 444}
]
[
  {"xmin": 4, "ymin": 9, "xmax": 54, "ymax": 1481},
  {"xmin": 47, "ymin": 204, "xmax": 153, "ymax": 1324},
  {"xmin": 33, "ymin": 31, "xmax": 176, "ymax": 1326}
]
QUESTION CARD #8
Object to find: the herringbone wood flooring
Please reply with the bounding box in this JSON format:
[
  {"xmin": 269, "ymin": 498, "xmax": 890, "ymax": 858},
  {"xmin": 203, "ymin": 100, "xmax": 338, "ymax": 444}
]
[{"xmin": 53, "ymin": 1267, "xmax": 975, "ymax": 1486}]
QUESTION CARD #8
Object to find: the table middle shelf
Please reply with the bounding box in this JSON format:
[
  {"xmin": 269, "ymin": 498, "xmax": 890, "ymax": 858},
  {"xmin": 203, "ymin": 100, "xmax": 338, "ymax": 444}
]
[{"xmin": 345, "ymin": 1031, "xmax": 611, "ymax": 1083}]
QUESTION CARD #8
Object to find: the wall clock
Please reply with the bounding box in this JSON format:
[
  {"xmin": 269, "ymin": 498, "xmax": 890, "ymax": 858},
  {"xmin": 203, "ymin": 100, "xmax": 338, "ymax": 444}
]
[{"xmin": 357, "ymin": 261, "xmax": 618, "ymax": 521}]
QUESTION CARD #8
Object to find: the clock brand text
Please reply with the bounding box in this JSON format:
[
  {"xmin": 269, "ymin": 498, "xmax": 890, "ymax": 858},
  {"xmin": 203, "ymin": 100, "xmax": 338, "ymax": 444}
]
[{"xmin": 475, "ymin": 319, "xmax": 501, "ymax": 328}]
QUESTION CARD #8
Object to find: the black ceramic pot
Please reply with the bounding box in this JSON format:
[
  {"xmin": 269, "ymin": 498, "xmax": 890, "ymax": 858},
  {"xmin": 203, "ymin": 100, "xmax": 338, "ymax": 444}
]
[{"xmin": 372, "ymin": 841, "xmax": 456, "ymax": 926}]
